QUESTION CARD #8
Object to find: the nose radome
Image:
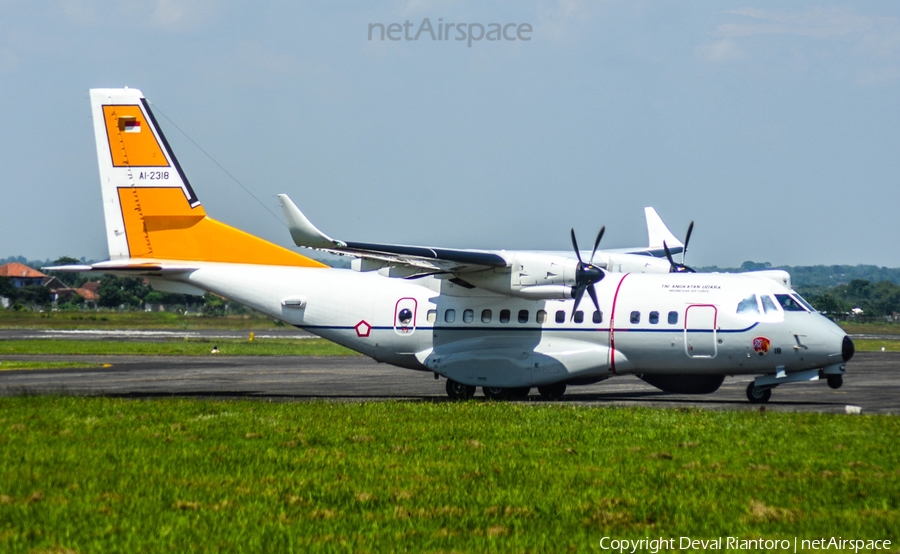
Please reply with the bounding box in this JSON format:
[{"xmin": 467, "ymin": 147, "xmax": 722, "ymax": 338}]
[{"xmin": 842, "ymin": 336, "xmax": 855, "ymax": 362}]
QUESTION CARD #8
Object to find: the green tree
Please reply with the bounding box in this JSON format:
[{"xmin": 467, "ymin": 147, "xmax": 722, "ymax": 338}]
[
  {"xmin": 17, "ymin": 285, "xmax": 51, "ymax": 307},
  {"xmin": 98, "ymin": 275, "xmax": 150, "ymax": 309},
  {"xmin": 0, "ymin": 276, "xmax": 16, "ymax": 302},
  {"xmin": 740, "ymin": 261, "xmax": 772, "ymax": 272},
  {"xmin": 47, "ymin": 256, "xmax": 89, "ymax": 287}
]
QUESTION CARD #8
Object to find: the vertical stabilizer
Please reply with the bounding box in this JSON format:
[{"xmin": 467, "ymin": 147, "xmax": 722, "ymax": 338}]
[
  {"xmin": 644, "ymin": 207, "xmax": 683, "ymax": 250},
  {"xmin": 89, "ymin": 88, "xmax": 325, "ymax": 268}
]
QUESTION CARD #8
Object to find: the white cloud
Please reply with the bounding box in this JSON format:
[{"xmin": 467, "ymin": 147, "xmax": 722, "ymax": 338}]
[
  {"xmin": 148, "ymin": 0, "xmax": 215, "ymax": 31},
  {"xmin": 57, "ymin": 0, "xmax": 217, "ymax": 31},
  {"xmin": 536, "ymin": 0, "xmax": 602, "ymax": 42},
  {"xmin": 702, "ymin": 7, "xmax": 900, "ymax": 84},
  {"xmin": 716, "ymin": 7, "xmax": 874, "ymax": 39},
  {"xmin": 696, "ymin": 39, "xmax": 746, "ymax": 63}
]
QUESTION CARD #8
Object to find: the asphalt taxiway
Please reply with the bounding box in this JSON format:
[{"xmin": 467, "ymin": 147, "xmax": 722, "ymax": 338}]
[{"xmin": 0, "ymin": 352, "xmax": 896, "ymax": 414}]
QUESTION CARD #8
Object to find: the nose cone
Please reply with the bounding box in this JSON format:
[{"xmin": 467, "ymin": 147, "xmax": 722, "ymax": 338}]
[{"xmin": 842, "ymin": 335, "xmax": 855, "ymax": 362}]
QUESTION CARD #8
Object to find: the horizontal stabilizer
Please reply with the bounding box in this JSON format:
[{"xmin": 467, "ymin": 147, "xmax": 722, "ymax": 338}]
[{"xmin": 43, "ymin": 261, "xmax": 197, "ymax": 275}]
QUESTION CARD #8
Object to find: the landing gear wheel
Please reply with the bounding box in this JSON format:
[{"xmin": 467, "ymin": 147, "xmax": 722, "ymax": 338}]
[
  {"xmin": 509, "ymin": 387, "xmax": 531, "ymax": 400},
  {"xmin": 446, "ymin": 379, "xmax": 476, "ymax": 401},
  {"xmin": 746, "ymin": 382, "xmax": 772, "ymax": 404},
  {"xmin": 538, "ymin": 382, "xmax": 567, "ymax": 400},
  {"xmin": 482, "ymin": 387, "xmax": 510, "ymax": 401},
  {"xmin": 827, "ymin": 375, "xmax": 843, "ymax": 389}
]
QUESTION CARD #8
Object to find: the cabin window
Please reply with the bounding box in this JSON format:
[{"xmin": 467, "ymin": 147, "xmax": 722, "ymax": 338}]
[
  {"xmin": 427, "ymin": 310, "xmax": 436, "ymax": 323},
  {"xmin": 761, "ymin": 295, "xmax": 779, "ymax": 314},
  {"xmin": 481, "ymin": 309, "xmax": 492, "ymax": 323},
  {"xmin": 463, "ymin": 309, "xmax": 474, "ymax": 323},
  {"xmin": 537, "ymin": 310, "xmax": 547, "ymax": 323},
  {"xmin": 630, "ymin": 311, "xmax": 640, "ymax": 324},
  {"xmin": 737, "ymin": 294, "xmax": 760, "ymax": 315},
  {"xmin": 444, "ymin": 309, "xmax": 456, "ymax": 323},
  {"xmin": 775, "ymin": 294, "xmax": 806, "ymax": 312},
  {"xmin": 649, "ymin": 311, "xmax": 659, "ymax": 324},
  {"xmin": 592, "ymin": 310, "xmax": 603, "ymax": 324},
  {"xmin": 574, "ymin": 311, "xmax": 584, "ymax": 324},
  {"xmin": 500, "ymin": 309, "xmax": 511, "ymax": 323},
  {"xmin": 518, "ymin": 309, "xmax": 529, "ymax": 323},
  {"xmin": 555, "ymin": 310, "xmax": 566, "ymax": 324},
  {"xmin": 668, "ymin": 311, "xmax": 678, "ymax": 324}
]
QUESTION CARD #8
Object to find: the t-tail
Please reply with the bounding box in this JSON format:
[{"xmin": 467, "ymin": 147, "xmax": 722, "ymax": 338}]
[{"xmin": 86, "ymin": 87, "xmax": 324, "ymax": 268}]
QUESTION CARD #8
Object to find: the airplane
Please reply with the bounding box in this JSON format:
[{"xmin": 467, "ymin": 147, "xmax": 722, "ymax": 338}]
[{"xmin": 48, "ymin": 87, "xmax": 855, "ymax": 403}]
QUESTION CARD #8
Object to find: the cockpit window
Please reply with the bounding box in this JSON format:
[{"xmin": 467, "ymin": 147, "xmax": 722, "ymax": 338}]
[
  {"xmin": 791, "ymin": 292, "xmax": 816, "ymax": 312},
  {"xmin": 761, "ymin": 295, "xmax": 779, "ymax": 314},
  {"xmin": 776, "ymin": 294, "xmax": 807, "ymax": 312},
  {"xmin": 736, "ymin": 294, "xmax": 759, "ymax": 315}
]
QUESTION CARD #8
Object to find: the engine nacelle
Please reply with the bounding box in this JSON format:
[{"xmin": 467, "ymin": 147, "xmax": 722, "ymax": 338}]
[
  {"xmin": 603, "ymin": 253, "xmax": 672, "ymax": 274},
  {"xmin": 461, "ymin": 253, "xmax": 578, "ymax": 299}
]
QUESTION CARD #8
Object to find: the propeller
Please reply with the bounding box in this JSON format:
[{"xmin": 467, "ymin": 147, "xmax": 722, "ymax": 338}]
[
  {"xmin": 570, "ymin": 226, "xmax": 606, "ymax": 318},
  {"xmin": 663, "ymin": 221, "xmax": 696, "ymax": 273}
]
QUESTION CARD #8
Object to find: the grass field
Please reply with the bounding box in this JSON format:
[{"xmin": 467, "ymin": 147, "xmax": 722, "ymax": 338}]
[
  {"xmin": 0, "ymin": 339, "xmax": 358, "ymax": 357},
  {"xmin": 0, "ymin": 311, "xmax": 283, "ymax": 330},
  {"xmin": 0, "ymin": 398, "xmax": 897, "ymax": 552}
]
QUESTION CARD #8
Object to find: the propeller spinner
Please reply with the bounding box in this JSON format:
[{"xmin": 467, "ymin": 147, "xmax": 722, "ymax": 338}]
[
  {"xmin": 663, "ymin": 221, "xmax": 695, "ymax": 273},
  {"xmin": 570, "ymin": 227, "xmax": 606, "ymax": 319}
]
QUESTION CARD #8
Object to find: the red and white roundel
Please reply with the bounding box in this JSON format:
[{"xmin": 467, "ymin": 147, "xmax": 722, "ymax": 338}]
[{"xmin": 752, "ymin": 336, "xmax": 771, "ymax": 355}]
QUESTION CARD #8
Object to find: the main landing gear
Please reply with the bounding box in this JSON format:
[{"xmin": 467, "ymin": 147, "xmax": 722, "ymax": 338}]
[
  {"xmin": 445, "ymin": 379, "xmax": 476, "ymax": 401},
  {"xmin": 445, "ymin": 380, "xmax": 565, "ymax": 401},
  {"xmin": 537, "ymin": 382, "xmax": 567, "ymax": 400},
  {"xmin": 483, "ymin": 387, "xmax": 531, "ymax": 401}
]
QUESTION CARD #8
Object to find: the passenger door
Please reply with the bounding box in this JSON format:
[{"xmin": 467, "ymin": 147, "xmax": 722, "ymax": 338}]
[{"xmin": 684, "ymin": 304, "xmax": 717, "ymax": 358}]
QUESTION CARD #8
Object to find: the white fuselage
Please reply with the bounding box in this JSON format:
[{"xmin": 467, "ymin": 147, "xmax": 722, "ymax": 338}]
[{"xmin": 167, "ymin": 263, "xmax": 849, "ymax": 389}]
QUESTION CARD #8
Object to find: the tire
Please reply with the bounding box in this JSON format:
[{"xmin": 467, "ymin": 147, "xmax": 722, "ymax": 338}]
[
  {"xmin": 482, "ymin": 386, "xmax": 510, "ymax": 401},
  {"xmin": 509, "ymin": 387, "xmax": 531, "ymax": 400},
  {"xmin": 827, "ymin": 375, "xmax": 843, "ymax": 389},
  {"xmin": 746, "ymin": 382, "xmax": 772, "ymax": 404},
  {"xmin": 446, "ymin": 379, "xmax": 476, "ymax": 400},
  {"xmin": 537, "ymin": 382, "xmax": 567, "ymax": 400}
]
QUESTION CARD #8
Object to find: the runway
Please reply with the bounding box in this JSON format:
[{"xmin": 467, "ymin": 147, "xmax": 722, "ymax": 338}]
[{"xmin": 0, "ymin": 352, "xmax": 896, "ymax": 414}]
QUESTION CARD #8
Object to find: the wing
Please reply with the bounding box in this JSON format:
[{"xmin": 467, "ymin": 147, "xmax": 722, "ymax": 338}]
[{"xmin": 278, "ymin": 194, "xmax": 508, "ymax": 274}]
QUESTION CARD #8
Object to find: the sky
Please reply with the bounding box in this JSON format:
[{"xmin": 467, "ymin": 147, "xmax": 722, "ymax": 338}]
[{"xmin": 1, "ymin": 0, "xmax": 898, "ymax": 268}]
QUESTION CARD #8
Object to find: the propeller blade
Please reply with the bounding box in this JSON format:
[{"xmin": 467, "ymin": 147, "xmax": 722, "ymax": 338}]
[
  {"xmin": 570, "ymin": 228, "xmax": 583, "ymax": 264},
  {"xmin": 571, "ymin": 285, "xmax": 585, "ymax": 320},
  {"xmin": 587, "ymin": 283, "xmax": 601, "ymax": 314},
  {"xmin": 663, "ymin": 240, "xmax": 676, "ymax": 270},
  {"xmin": 682, "ymin": 221, "xmax": 694, "ymax": 263},
  {"xmin": 589, "ymin": 226, "xmax": 605, "ymax": 265}
]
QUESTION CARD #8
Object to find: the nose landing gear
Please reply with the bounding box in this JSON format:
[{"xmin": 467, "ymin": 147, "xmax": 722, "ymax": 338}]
[{"xmin": 746, "ymin": 382, "xmax": 773, "ymax": 404}]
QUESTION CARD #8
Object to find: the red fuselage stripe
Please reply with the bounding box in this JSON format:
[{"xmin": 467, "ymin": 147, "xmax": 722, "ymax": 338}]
[{"xmin": 609, "ymin": 273, "xmax": 631, "ymax": 374}]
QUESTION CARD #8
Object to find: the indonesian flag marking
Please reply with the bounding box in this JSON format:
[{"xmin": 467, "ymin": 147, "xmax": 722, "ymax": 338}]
[{"xmin": 119, "ymin": 116, "xmax": 141, "ymax": 133}]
